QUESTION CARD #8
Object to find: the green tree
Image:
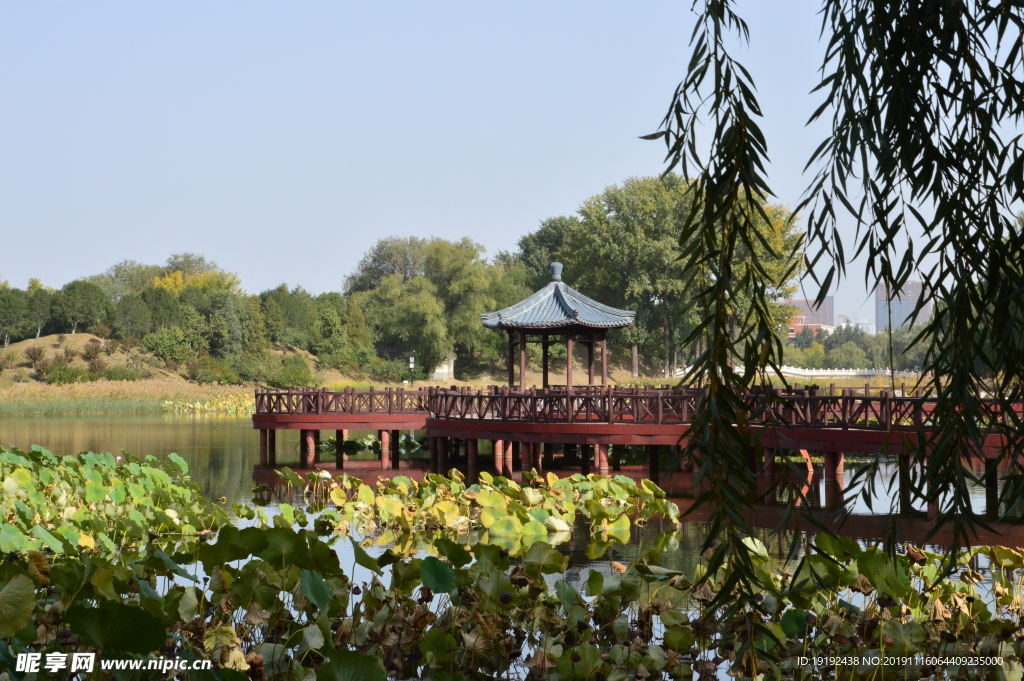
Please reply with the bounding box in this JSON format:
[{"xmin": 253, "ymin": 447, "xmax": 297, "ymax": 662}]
[
  {"xmin": 792, "ymin": 325, "xmax": 815, "ymax": 350},
  {"xmin": 344, "ymin": 237, "xmax": 429, "ymax": 293},
  {"xmin": 262, "ymin": 297, "xmax": 286, "ymax": 343},
  {"xmin": 825, "ymin": 341, "xmax": 868, "ymax": 370},
  {"xmin": 240, "ymin": 296, "xmax": 269, "ymax": 354},
  {"xmin": 114, "ymin": 294, "xmax": 153, "ymax": 338},
  {"xmin": 52, "ymin": 281, "xmax": 110, "ymax": 334},
  {"xmin": 343, "ymin": 294, "xmax": 375, "ymax": 356},
  {"xmin": 422, "ymin": 238, "xmax": 495, "ymax": 356},
  {"xmin": 142, "ymin": 327, "xmax": 194, "ymax": 365},
  {"xmin": 85, "ymin": 260, "xmax": 163, "ymax": 301},
  {"xmin": 515, "ymin": 216, "xmax": 579, "ymax": 289},
  {"xmin": 141, "ymin": 287, "xmax": 183, "ymax": 330},
  {"xmin": 205, "ymin": 291, "xmax": 243, "ymax": 357},
  {"xmin": 26, "ymin": 287, "xmax": 53, "ymax": 338},
  {"xmin": 362, "ymin": 275, "xmax": 448, "ymax": 372},
  {"xmin": 0, "ymin": 288, "xmax": 28, "ymax": 346}
]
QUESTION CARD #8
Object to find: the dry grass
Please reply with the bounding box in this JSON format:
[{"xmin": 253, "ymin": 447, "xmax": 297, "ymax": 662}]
[{"xmin": 0, "ymin": 379, "xmax": 252, "ymax": 415}]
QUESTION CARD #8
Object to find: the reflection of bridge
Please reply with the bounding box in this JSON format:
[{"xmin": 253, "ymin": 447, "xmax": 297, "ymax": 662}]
[{"xmin": 252, "ymin": 384, "xmax": 1017, "ymax": 490}]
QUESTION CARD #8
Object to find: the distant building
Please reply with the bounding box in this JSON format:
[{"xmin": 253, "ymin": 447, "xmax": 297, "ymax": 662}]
[
  {"xmin": 836, "ymin": 314, "xmax": 851, "ymax": 327},
  {"xmin": 787, "ymin": 315, "xmax": 835, "ymax": 340},
  {"xmin": 855, "ymin": 319, "xmax": 876, "ymax": 335},
  {"xmin": 874, "ymin": 282, "xmax": 931, "ymax": 331},
  {"xmin": 786, "ymin": 296, "xmax": 834, "ymax": 326}
]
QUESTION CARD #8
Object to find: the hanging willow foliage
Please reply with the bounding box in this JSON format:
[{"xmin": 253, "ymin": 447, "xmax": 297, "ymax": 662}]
[{"xmin": 645, "ymin": 0, "xmax": 1024, "ymax": 633}]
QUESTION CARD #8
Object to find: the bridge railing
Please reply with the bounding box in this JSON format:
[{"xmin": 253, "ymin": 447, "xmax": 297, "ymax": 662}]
[{"xmin": 254, "ymin": 388, "xmax": 430, "ymax": 415}]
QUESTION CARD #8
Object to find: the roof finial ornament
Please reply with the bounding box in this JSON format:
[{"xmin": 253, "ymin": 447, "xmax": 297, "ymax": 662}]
[{"xmin": 550, "ymin": 262, "xmax": 563, "ymax": 281}]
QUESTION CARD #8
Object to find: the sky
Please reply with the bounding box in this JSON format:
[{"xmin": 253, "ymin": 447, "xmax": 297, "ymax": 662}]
[{"xmin": 0, "ymin": 1, "xmax": 883, "ymax": 322}]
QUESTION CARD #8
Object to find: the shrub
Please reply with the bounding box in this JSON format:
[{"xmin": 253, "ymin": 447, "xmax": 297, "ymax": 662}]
[
  {"xmin": 81, "ymin": 341, "xmax": 103, "ymax": 361},
  {"xmin": 267, "ymin": 354, "xmax": 315, "ymax": 388},
  {"xmin": 142, "ymin": 327, "xmax": 193, "ymax": 365},
  {"xmin": 23, "ymin": 346, "xmax": 45, "ymax": 367},
  {"xmin": 63, "ymin": 347, "xmax": 79, "ymax": 361},
  {"xmin": 120, "ymin": 335, "xmax": 141, "ymax": 349},
  {"xmin": 226, "ymin": 352, "xmax": 275, "ymax": 383},
  {"xmin": 0, "ymin": 350, "xmax": 17, "ymax": 371},
  {"xmin": 56, "ymin": 334, "xmax": 66, "ymax": 347},
  {"xmin": 87, "ymin": 357, "xmax": 107, "ymax": 376},
  {"xmin": 41, "ymin": 359, "xmax": 84, "ymax": 385},
  {"xmin": 103, "ymin": 365, "xmax": 143, "ymax": 381},
  {"xmin": 186, "ymin": 356, "xmax": 240, "ymax": 385},
  {"xmin": 103, "ymin": 340, "xmax": 121, "ymax": 356},
  {"xmin": 91, "ymin": 324, "xmax": 112, "ymax": 339},
  {"xmin": 367, "ymin": 358, "xmax": 406, "ymax": 383}
]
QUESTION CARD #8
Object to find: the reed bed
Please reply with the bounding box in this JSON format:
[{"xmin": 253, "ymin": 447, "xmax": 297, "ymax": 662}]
[{"xmin": 0, "ymin": 380, "xmax": 253, "ymax": 415}]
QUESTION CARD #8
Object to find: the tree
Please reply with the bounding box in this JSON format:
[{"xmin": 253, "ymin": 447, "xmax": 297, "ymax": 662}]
[
  {"xmin": 825, "ymin": 341, "xmax": 868, "ymax": 370},
  {"xmin": 362, "ymin": 274, "xmax": 449, "ymax": 372},
  {"xmin": 205, "ymin": 290, "xmax": 243, "ymax": 357},
  {"xmin": 645, "ymin": 0, "xmax": 1024, "ymax": 612},
  {"xmin": 52, "ymin": 281, "xmax": 109, "ymax": 333},
  {"xmin": 515, "ymin": 216, "xmax": 579, "ymax": 289},
  {"xmin": 26, "ymin": 287, "xmax": 52, "ymax": 338},
  {"xmin": 0, "ymin": 288, "xmax": 28, "ymax": 346},
  {"xmin": 262, "ymin": 297, "xmax": 286, "ymax": 342},
  {"xmin": 240, "ymin": 296, "xmax": 269, "ymax": 354},
  {"xmin": 345, "ymin": 237, "xmax": 429, "ymax": 293},
  {"xmin": 141, "ymin": 287, "xmax": 183, "ymax": 330},
  {"xmin": 792, "ymin": 325, "xmax": 815, "ymax": 350},
  {"xmin": 343, "ymin": 294, "xmax": 375, "ymax": 356},
  {"xmin": 85, "ymin": 260, "xmax": 163, "ymax": 301},
  {"xmin": 115, "ymin": 294, "xmax": 153, "ymax": 338},
  {"xmin": 422, "ymin": 238, "xmax": 495, "ymax": 355}
]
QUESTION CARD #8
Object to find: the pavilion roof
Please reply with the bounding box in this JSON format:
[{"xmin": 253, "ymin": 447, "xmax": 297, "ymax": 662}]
[{"xmin": 481, "ymin": 263, "xmax": 635, "ymax": 330}]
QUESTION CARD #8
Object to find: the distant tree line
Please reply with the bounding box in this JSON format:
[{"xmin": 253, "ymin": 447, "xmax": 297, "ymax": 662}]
[
  {"xmin": 0, "ymin": 174, "xmax": 805, "ymax": 384},
  {"xmin": 785, "ymin": 323, "xmax": 927, "ymax": 372}
]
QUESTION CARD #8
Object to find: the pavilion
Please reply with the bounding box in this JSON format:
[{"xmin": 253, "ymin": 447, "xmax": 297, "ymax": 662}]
[{"xmin": 481, "ymin": 262, "xmax": 635, "ymax": 387}]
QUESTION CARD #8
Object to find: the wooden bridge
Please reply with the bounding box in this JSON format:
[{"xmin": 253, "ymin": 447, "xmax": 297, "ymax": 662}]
[{"xmin": 252, "ymin": 384, "xmax": 1017, "ymax": 487}]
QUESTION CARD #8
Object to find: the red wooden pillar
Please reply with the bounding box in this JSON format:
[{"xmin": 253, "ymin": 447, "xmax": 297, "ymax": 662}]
[
  {"xmin": 492, "ymin": 440, "xmax": 504, "ymax": 475},
  {"xmin": 823, "ymin": 452, "xmax": 844, "ymax": 481},
  {"xmin": 587, "ymin": 342, "xmax": 595, "ymax": 385},
  {"xmin": 521, "ymin": 441, "xmax": 534, "ymax": 470},
  {"xmin": 646, "ymin": 445, "xmax": 659, "ymax": 485},
  {"xmin": 304, "ymin": 430, "xmax": 317, "ymax": 468},
  {"xmin": 335, "ymin": 429, "xmax": 347, "ymax": 470},
  {"xmin": 379, "ymin": 430, "xmax": 390, "ymax": 469},
  {"xmin": 267, "ymin": 429, "xmax": 276, "ymax": 466},
  {"xmin": 596, "ymin": 443, "xmax": 610, "ymax": 475},
  {"xmin": 543, "ymin": 443, "xmax": 555, "ymax": 470},
  {"xmin": 601, "ymin": 339, "xmax": 608, "ymax": 386},
  {"xmin": 507, "ymin": 331, "xmax": 515, "ymax": 387},
  {"xmin": 467, "ymin": 439, "xmax": 478, "ymax": 482},
  {"xmin": 581, "ymin": 443, "xmax": 592, "ymax": 475},
  {"xmin": 519, "ymin": 331, "xmax": 527, "ymax": 388},
  {"xmin": 512, "ymin": 441, "xmax": 521, "ymax": 472},
  {"xmin": 566, "ymin": 337, "xmax": 574, "ymax": 388},
  {"xmin": 438, "ymin": 437, "xmax": 449, "ymax": 473},
  {"xmin": 313, "ymin": 431, "xmax": 321, "ymax": 464},
  {"xmin": 542, "ymin": 336, "xmax": 549, "ymax": 388},
  {"xmin": 503, "ymin": 440, "xmax": 514, "ymax": 476},
  {"xmin": 391, "ymin": 430, "xmax": 400, "ymax": 470},
  {"xmin": 764, "ymin": 449, "xmax": 776, "ymax": 478},
  {"xmin": 259, "ymin": 429, "xmax": 268, "ymax": 466}
]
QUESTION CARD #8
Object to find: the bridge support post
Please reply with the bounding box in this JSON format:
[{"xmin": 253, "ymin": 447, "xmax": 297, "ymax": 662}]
[
  {"xmin": 303, "ymin": 431, "xmax": 317, "ymax": 468},
  {"xmin": 512, "ymin": 441, "xmax": 521, "ymax": 472},
  {"xmin": 763, "ymin": 449, "xmax": 776, "ymax": 478},
  {"xmin": 503, "ymin": 440, "xmax": 513, "ymax": 477},
  {"xmin": 986, "ymin": 463, "xmax": 999, "ymax": 519},
  {"xmin": 581, "ymin": 444, "xmax": 591, "ymax": 475},
  {"xmin": 544, "ymin": 443, "xmax": 555, "ymax": 469},
  {"xmin": 521, "ymin": 441, "xmax": 534, "ymax": 470},
  {"xmin": 267, "ymin": 429, "xmax": 276, "ymax": 466},
  {"xmin": 379, "ymin": 430, "xmax": 390, "ymax": 469},
  {"xmin": 823, "ymin": 452, "xmax": 844, "ymax": 482},
  {"xmin": 647, "ymin": 445, "xmax": 659, "ymax": 485},
  {"xmin": 467, "ymin": 439, "xmax": 478, "ymax": 482},
  {"xmin": 259, "ymin": 429, "xmax": 268, "ymax": 466},
  {"xmin": 313, "ymin": 431, "xmax": 321, "ymax": 464},
  {"xmin": 391, "ymin": 430, "xmax": 400, "ymax": 470},
  {"xmin": 610, "ymin": 445, "xmax": 620, "ymax": 472},
  {"xmin": 596, "ymin": 444, "xmax": 610, "ymax": 476},
  {"xmin": 438, "ymin": 437, "xmax": 449, "ymax": 473},
  {"xmin": 897, "ymin": 456, "xmax": 912, "ymax": 514},
  {"xmin": 492, "ymin": 440, "xmax": 504, "ymax": 475},
  {"xmin": 335, "ymin": 430, "xmax": 347, "ymax": 470}
]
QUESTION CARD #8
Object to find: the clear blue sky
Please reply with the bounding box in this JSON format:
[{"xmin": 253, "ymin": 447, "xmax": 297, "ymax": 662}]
[{"xmin": 0, "ymin": 1, "xmax": 880, "ymax": 321}]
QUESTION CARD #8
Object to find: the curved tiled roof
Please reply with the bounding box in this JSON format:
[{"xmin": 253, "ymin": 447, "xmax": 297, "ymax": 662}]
[{"xmin": 481, "ymin": 263, "xmax": 635, "ymax": 330}]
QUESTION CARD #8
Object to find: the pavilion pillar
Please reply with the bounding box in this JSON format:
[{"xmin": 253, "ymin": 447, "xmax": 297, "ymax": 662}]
[
  {"xmin": 519, "ymin": 331, "xmax": 527, "ymax": 388},
  {"xmin": 492, "ymin": 439, "xmax": 504, "ymax": 475},
  {"xmin": 542, "ymin": 336, "xmax": 549, "ymax": 388},
  {"xmin": 391, "ymin": 430, "xmax": 400, "ymax": 470},
  {"xmin": 566, "ymin": 337, "xmax": 574, "ymax": 388},
  {"xmin": 601, "ymin": 339, "xmax": 609, "ymax": 386},
  {"xmin": 267, "ymin": 429, "xmax": 277, "ymax": 466},
  {"xmin": 507, "ymin": 331, "xmax": 515, "ymax": 387},
  {"xmin": 259, "ymin": 429, "xmax": 268, "ymax": 466},
  {"xmin": 335, "ymin": 429, "xmax": 348, "ymax": 469},
  {"xmin": 379, "ymin": 430, "xmax": 390, "ymax": 469},
  {"xmin": 588, "ymin": 342, "xmax": 595, "ymax": 385}
]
